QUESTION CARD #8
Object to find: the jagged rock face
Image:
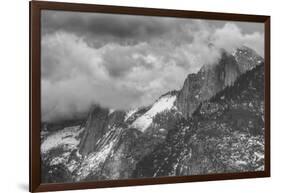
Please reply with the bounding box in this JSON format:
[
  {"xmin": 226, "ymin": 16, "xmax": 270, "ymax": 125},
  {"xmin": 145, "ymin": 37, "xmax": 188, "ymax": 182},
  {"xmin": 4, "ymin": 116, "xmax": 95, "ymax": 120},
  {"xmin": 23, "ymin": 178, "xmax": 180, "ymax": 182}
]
[
  {"xmin": 176, "ymin": 47, "xmax": 262, "ymax": 118},
  {"xmin": 176, "ymin": 52, "xmax": 239, "ymax": 118},
  {"xmin": 98, "ymin": 129, "xmax": 140, "ymax": 180},
  {"xmin": 234, "ymin": 46, "xmax": 264, "ymax": 73},
  {"xmin": 219, "ymin": 53, "xmax": 241, "ymax": 86},
  {"xmin": 78, "ymin": 92, "xmax": 181, "ymax": 181},
  {"xmin": 79, "ymin": 106, "xmax": 126, "ymax": 155},
  {"xmin": 134, "ymin": 64, "xmax": 265, "ymax": 177}
]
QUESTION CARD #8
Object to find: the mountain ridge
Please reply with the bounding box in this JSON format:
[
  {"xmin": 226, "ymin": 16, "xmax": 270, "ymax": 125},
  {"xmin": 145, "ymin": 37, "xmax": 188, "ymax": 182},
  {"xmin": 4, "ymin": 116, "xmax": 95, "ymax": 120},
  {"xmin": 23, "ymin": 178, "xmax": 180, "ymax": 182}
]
[
  {"xmin": 40, "ymin": 46, "xmax": 265, "ymax": 183},
  {"xmin": 176, "ymin": 46, "xmax": 263, "ymax": 118},
  {"xmin": 134, "ymin": 63, "xmax": 265, "ymax": 177}
]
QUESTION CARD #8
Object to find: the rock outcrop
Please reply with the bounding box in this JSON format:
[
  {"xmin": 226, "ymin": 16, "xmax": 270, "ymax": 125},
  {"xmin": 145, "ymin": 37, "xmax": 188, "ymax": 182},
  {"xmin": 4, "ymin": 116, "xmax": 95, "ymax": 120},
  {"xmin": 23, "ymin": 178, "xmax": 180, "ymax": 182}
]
[
  {"xmin": 176, "ymin": 47, "xmax": 263, "ymax": 118},
  {"xmin": 79, "ymin": 105, "xmax": 126, "ymax": 155},
  {"xmin": 134, "ymin": 63, "xmax": 265, "ymax": 177}
]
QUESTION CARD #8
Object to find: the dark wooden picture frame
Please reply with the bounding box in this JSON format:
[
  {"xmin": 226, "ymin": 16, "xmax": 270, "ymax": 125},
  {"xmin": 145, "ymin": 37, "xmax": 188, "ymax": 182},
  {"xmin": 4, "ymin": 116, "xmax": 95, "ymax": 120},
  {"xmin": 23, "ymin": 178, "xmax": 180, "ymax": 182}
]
[{"xmin": 30, "ymin": 1, "xmax": 270, "ymax": 192}]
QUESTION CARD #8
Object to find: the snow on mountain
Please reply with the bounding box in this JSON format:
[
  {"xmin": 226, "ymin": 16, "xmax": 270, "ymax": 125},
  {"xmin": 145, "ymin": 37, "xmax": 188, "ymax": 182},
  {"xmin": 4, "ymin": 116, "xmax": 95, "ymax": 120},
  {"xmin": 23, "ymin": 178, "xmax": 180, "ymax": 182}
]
[
  {"xmin": 41, "ymin": 125, "xmax": 84, "ymax": 154},
  {"xmin": 76, "ymin": 140, "xmax": 115, "ymax": 181},
  {"xmin": 48, "ymin": 151, "xmax": 81, "ymax": 173},
  {"xmin": 131, "ymin": 94, "xmax": 177, "ymax": 132},
  {"xmin": 75, "ymin": 127, "xmax": 122, "ymax": 181},
  {"xmin": 108, "ymin": 109, "xmax": 115, "ymax": 115},
  {"xmin": 41, "ymin": 46, "xmax": 265, "ymax": 183},
  {"xmin": 124, "ymin": 108, "xmax": 138, "ymax": 121},
  {"xmin": 232, "ymin": 46, "xmax": 264, "ymax": 73}
]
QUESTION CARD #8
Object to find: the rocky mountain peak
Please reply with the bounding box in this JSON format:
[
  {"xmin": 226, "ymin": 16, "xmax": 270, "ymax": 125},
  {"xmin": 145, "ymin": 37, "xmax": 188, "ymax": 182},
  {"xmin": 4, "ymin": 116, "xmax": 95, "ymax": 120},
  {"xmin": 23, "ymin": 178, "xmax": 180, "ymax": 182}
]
[
  {"xmin": 233, "ymin": 46, "xmax": 264, "ymax": 73},
  {"xmin": 176, "ymin": 47, "xmax": 263, "ymax": 118},
  {"xmin": 78, "ymin": 105, "xmax": 126, "ymax": 156},
  {"xmin": 134, "ymin": 63, "xmax": 265, "ymax": 178}
]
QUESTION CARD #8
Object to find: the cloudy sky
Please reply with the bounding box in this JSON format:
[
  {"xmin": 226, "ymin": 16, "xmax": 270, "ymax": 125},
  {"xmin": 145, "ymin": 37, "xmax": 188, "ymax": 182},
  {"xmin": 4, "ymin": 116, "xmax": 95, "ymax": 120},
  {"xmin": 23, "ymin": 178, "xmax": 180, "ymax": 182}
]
[{"xmin": 41, "ymin": 10, "xmax": 264, "ymax": 122}]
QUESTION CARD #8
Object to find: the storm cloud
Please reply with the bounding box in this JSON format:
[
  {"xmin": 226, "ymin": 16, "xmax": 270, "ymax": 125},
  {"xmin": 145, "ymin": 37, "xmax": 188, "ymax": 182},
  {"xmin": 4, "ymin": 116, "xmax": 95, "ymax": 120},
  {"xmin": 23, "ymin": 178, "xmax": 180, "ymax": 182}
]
[{"xmin": 41, "ymin": 10, "xmax": 264, "ymax": 122}]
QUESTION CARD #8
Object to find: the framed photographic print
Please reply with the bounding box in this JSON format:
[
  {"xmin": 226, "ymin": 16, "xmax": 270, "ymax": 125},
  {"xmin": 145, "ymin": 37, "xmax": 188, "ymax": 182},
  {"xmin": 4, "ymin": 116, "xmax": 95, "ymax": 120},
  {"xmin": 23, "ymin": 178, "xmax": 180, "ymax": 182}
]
[{"xmin": 30, "ymin": 1, "xmax": 270, "ymax": 192}]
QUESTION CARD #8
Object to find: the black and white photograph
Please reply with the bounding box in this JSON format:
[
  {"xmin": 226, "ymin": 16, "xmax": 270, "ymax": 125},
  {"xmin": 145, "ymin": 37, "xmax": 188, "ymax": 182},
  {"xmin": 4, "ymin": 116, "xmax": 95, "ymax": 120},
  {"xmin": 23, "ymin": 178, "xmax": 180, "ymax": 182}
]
[{"xmin": 40, "ymin": 10, "xmax": 265, "ymax": 183}]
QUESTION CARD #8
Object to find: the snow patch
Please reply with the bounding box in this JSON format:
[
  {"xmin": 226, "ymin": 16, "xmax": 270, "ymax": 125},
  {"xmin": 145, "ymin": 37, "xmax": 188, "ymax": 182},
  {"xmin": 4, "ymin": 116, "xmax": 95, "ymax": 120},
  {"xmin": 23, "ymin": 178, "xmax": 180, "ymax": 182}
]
[
  {"xmin": 67, "ymin": 160, "xmax": 79, "ymax": 173},
  {"xmin": 234, "ymin": 160, "xmax": 247, "ymax": 166},
  {"xmin": 256, "ymin": 165, "xmax": 264, "ymax": 171},
  {"xmin": 108, "ymin": 109, "xmax": 115, "ymax": 115},
  {"xmin": 75, "ymin": 127, "xmax": 123, "ymax": 180},
  {"xmin": 124, "ymin": 108, "xmax": 138, "ymax": 121},
  {"xmin": 131, "ymin": 95, "xmax": 177, "ymax": 132},
  {"xmin": 76, "ymin": 139, "xmax": 116, "ymax": 180},
  {"xmin": 41, "ymin": 126, "xmax": 84, "ymax": 154},
  {"xmin": 254, "ymin": 152, "xmax": 264, "ymax": 161},
  {"xmin": 159, "ymin": 128, "xmax": 166, "ymax": 133},
  {"xmin": 50, "ymin": 156, "xmax": 66, "ymax": 166}
]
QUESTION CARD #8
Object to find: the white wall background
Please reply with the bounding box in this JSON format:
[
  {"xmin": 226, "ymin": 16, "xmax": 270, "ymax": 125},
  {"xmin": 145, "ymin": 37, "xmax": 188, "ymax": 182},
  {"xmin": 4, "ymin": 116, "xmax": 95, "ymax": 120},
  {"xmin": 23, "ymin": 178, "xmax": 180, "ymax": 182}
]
[{"xmin": 0, "ymin": 0, "xmax": 280, "ymax": 192}]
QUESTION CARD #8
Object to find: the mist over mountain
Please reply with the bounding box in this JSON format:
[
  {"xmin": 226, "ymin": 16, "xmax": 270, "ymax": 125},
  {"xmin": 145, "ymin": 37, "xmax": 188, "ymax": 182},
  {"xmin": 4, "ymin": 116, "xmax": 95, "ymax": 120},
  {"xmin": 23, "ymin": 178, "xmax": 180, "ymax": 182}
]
[
  {"xmin": 41, "ymin": 11, "xmax": 264, "ymax": 123},
  {"xmin": 176, "ymin": 46, "xmax": 263, "ymax": 118},
  {"xmin": 40, "ymin": 46, "xmax": 265, "ymax": 183}
]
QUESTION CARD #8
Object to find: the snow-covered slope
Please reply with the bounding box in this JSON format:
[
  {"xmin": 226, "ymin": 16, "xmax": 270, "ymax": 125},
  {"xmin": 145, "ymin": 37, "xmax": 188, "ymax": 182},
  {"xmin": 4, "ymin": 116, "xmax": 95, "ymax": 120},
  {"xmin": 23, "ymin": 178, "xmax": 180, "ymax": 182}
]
[
  {"xmin": 124, "ymin": 108, "xmax": 138, "ymax": 121},
  {"xmin": 131, "ymin": 94, "xmax": 177, "ymax": 132},
  {"xmin": 41, "ymin": 125, "xmax": 84, "ymax": 154},
  {"xmin": 41, "ymin": 125, "xmax": 85, "ymax": 181},
  {"xmin": 75, "ymin": 126, "xmax": 123, "ymax": 181}
]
